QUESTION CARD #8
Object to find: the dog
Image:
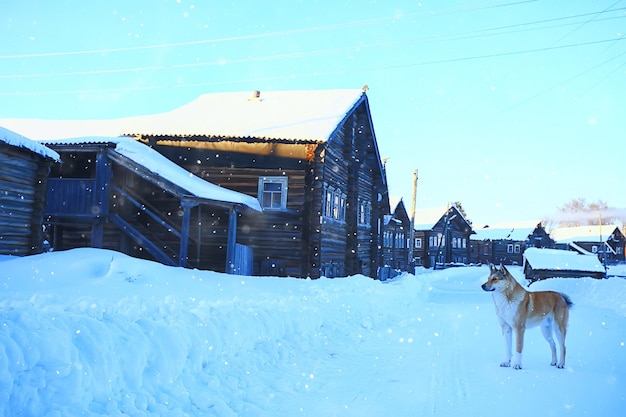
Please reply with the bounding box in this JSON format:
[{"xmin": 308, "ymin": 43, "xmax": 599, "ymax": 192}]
[{"xmin": 481, "ymin": 263, "xmax": 573, "ymax": 370}]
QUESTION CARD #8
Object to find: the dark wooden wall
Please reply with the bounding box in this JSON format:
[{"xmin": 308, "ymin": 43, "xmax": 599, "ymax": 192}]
[
  {"xmin": 150, "ymin": 142, "xmax": 311, "ymax": 276},
  {"xmin": 0, "ymin": 143, "xmax": 55, "ymax": 256}
]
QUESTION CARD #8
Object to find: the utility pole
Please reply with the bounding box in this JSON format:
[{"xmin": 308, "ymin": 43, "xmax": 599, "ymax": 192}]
[
  {"xmin": 408, "ymin": 169, "xmax": 418, "ymax": 271},
  {"xmin": 599, "ymin": 211, "xmax": 607, "ymax": 271}
]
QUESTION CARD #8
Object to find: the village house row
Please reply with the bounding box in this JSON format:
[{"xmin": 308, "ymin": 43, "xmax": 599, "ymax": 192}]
[{"xmin": 1, "ymin": 89, "xmax": 624, "ymax": 279}]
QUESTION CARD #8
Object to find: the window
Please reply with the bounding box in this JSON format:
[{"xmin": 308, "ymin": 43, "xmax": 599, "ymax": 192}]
[
  {"xmin": 384, "ymin": 231, "xmax": 392, "ymax": 248},
  {"xmin": 514, "ymin": 244, "xmax": 521, "ymax": 253},
  {"xmin": 395, "ymin": 232, "xmax": 405, "ymax": 248},
  {"xmin": 415, "ymin": 238, "xmax": 422, "ymax": 249},
  {"xmin": 507, "ymin": 244, "xmax": 513, "ymax": 253},
  {"xmin": 258, "ymin": 177, "xmax": 288, "ymax": 210},
  {"xmin": 358, "ymin": 198, "xmax": 371, "ymax": 226},
  {"xmin": 323, "ymin": 183, "xmax": 346, "ymax": 222},
  {"xmin": 430, "ymin": 234, "xmax": 444, "ymax": 247},
  {"xmin": 324, "ymin": 186, "xmax": 334, "ymax": 217}
]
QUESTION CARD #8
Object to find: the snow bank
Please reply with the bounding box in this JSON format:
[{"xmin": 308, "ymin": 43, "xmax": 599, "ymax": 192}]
[{"xmin": 1, "ymin": 249, "xmax": 625, "ymax": 416}]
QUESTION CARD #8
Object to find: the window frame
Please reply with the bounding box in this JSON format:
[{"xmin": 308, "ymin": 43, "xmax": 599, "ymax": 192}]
[{"xmin": 258, "ymin": 176, "xmax": 288, "ymax": 211}]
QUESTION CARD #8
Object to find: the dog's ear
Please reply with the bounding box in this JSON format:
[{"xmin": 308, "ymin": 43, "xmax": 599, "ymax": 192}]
[
  {"xmin": 489, "ymin": 263, "xmax": 496, "ymax": 273},
  {"xmin": 501, "ymin": 264, "xmax": 511, "ymax": 276}
]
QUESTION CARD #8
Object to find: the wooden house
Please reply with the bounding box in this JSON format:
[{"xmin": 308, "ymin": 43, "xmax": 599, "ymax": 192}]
[
  {"xmin": 523, "ymin": 247, "xmax": 606, "ymax": 282},
  {"xmin": 41, "ymin": 137, "xmax": 261, "ymax": 273},
  {"xmin": 551, "ymin": 225, "xmax": 625, "ymax": 264},
  {"xmin": 2, "ymin": 89, "xmax": 389, "ymax": 279},
  {"xmin": 0, "ymin": 127, "xmax": 59, "ymax": 256},
  {"xmin": 381, "ymin": 196, "xmax": 411, "ymax": 278},
  {"xmin": 131, "ymin": 89, "xmax": 388, "ymax": 279},
  {"xmin": 413, "ymin": 205, "xmax": 474, "ymax": 269},
  {"xmin": 469, "ymin": 222, "xmax": 554, "ymax": 265}
]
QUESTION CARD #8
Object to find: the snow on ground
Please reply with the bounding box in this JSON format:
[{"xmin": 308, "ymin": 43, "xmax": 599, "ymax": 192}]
[{"xmin": 1, "ymin": 248, "xmax": 625, "ymax": 417}]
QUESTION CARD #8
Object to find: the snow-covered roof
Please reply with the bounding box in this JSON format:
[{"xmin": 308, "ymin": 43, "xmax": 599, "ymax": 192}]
[
  {"xmin": 414, "ymin": 205, "xmax": 472, "ymax": 230},
  {"xmin": 0, "ymin": 89, "xmax": 367, "ymax": 142},
  {"xmin": 42, "ymin": 137, "xmax": 262, "ymax": 211},
  {"xmin": 551, "ymin": 225, "xmax": 620, "ymax": 244},
  {"xmin": 413, "ymin": 206, "xmax": 450, "ymax": 230},
  {"xmin": 472, "ymin": 221, "xmax": 540, "ymax": 241},
  {"xmin": 389, "ymin": 196, "xmax": 403, "ymax": 214},
  {"xmin": 0, "ymin": 126, "xmax": 60, "ymax": 161},
  {"xmin": 523, "ymin": 247, "xmax": 605, "ymax": 273},
  {"xmin": 472, "ymin": 226, "xmax": 531, "ymax": 241}
]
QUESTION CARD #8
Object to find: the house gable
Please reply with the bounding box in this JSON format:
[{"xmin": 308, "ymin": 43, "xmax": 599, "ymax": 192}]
[{"xmin": 413, "ymin": 205, "xmax": 474, "ymax": 268}]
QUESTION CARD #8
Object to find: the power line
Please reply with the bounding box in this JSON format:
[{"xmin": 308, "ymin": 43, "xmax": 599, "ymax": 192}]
[
  {"xmin": 1, "ymin": 37, "xmax": 623, "ymax": 98},
  {"xmin": 503, "ymin": 49, "xmax": 626, "ymax": 111},
  {"xmin": 1, "ymin": 12, "xmax": 624, "ymax": 81},
  {"xmin": 0, "ymin": 0, "xmax": 542, "ymax": 60},
  {"xmin": 549, "ymin": 0, "xmax": 624, "ymax": 46}
]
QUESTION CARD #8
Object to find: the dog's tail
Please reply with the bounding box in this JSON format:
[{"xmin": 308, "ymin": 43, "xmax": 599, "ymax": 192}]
[{"xmin": 559, "ymin": 292, "xmax": 574, "ymax": 309}]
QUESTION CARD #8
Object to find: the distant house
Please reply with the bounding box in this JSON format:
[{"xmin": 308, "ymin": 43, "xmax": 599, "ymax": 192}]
[
  {"xmin": 550, "ymin": 225, "xmax": 625, "ymax": 264},
  {"xmin": 2, "ymin": 89, "xmax": 389, "ymax": 279},
  {"xmin": 41, "ymin": 137, "xmax": 261, "ymax": 273},
  {"xmin": 381, "ymin": 197, "xmax": 411, "ymax": 277},
  {"xmin": 0, "ymin": 127, "xmax": 59, "ymax": 256},
  {"xmin": 413, "ymin": 205, "xmax": 474, "ymax": 269},
  {"xmin": 469, "ymin": 222, "xmax": 554, "ymax": 265},
  {"xmin": 523, "ymin": 247, "xmax": 606, "ymax": 282}
]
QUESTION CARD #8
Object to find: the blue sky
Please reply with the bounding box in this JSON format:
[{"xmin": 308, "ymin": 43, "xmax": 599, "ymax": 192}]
[{"xmin": 1, "ymin": 0, "xmax": 624, "ymax": 226}]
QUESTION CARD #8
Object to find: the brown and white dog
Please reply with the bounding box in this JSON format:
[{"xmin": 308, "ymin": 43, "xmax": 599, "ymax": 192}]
[{"xmin": 481, "ymin": 264, "xmax": 573, "ymax": 370}]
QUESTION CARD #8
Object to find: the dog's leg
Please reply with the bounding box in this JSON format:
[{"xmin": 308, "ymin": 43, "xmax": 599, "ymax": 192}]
[
  {"xmin": 512, "ymin": 325, "xmax": 525, "ymax": 370},
  {"xmin": 500, "ymin": 323, "xmax": 512, "ymax": 367},
  {"xmin": 554, "ymin": 319, "xmax": 567, "ymax": 369},
  {"xmin": 541, "ymin": 319, "xmax": 558, "ymax": 366}
]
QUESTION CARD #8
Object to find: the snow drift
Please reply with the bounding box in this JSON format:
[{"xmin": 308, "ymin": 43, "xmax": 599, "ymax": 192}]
[{"xmin": 1, "ymin": 248, "xmax": 625, "ymax": 416}]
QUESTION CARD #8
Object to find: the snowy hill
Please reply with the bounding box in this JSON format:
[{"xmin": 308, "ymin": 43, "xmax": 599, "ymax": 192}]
[{"xmin": 1, "ymin": 248, "xmax": 625, "ymax": 416}]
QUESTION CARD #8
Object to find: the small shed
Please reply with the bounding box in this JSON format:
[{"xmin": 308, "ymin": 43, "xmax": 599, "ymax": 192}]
[
  {"xmin": 523, "ymin": 247, "xmax": 606, "ymax": 282},
  {"xmin": 0, "ymin": 127, "xmax": 60, "ymax": 256}
]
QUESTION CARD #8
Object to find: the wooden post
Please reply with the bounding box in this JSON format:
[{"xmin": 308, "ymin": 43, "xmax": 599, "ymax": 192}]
[
  {"xmin": 408, "ymin": 169, "xmax": 418, "ymax": 269},
  {"xmin": 225, "ymin": 207, "xmax": 238, "ymax": 274},
  {"xmin": 179, "ymin": 201, "xmax": 195, "ymax": 267},
  {"xmin": 91, "ymin": 148, "xmax": 110, "ymax": 248}
]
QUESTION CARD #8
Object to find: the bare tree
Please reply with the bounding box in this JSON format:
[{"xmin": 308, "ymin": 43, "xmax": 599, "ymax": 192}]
[
  {"xmin": 451, "ymin": 201, "xmax": 471, "ymax": 225},
  {"xmin": 557, "ymin": 198, "xmax": 620, "ymax": 226}
]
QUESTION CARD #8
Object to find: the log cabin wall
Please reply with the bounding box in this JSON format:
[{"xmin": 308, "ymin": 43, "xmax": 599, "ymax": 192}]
[
  {"xmin": 319, "ymin": 128, "xmax": 350, "ymax": 277},
  {"xmin": 148, "ymin": 140, "xmax": 312, "ymax": 277},
  {"xmin": 317, "ymin": 106, "xmax": 383, "ymax": 278},
  {"xmin": 0, "ymin": 143, "xmax": 56, "ymax": 255}
]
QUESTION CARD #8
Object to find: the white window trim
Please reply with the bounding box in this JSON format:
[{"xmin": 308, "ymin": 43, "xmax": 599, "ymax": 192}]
[
  {"xmin": 323, "ymin": 183, "xmax": 347, "ymax": 222},
  {"xmin": 258, "ymin": 176, "xmax": 288, "ymax": 210}
]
